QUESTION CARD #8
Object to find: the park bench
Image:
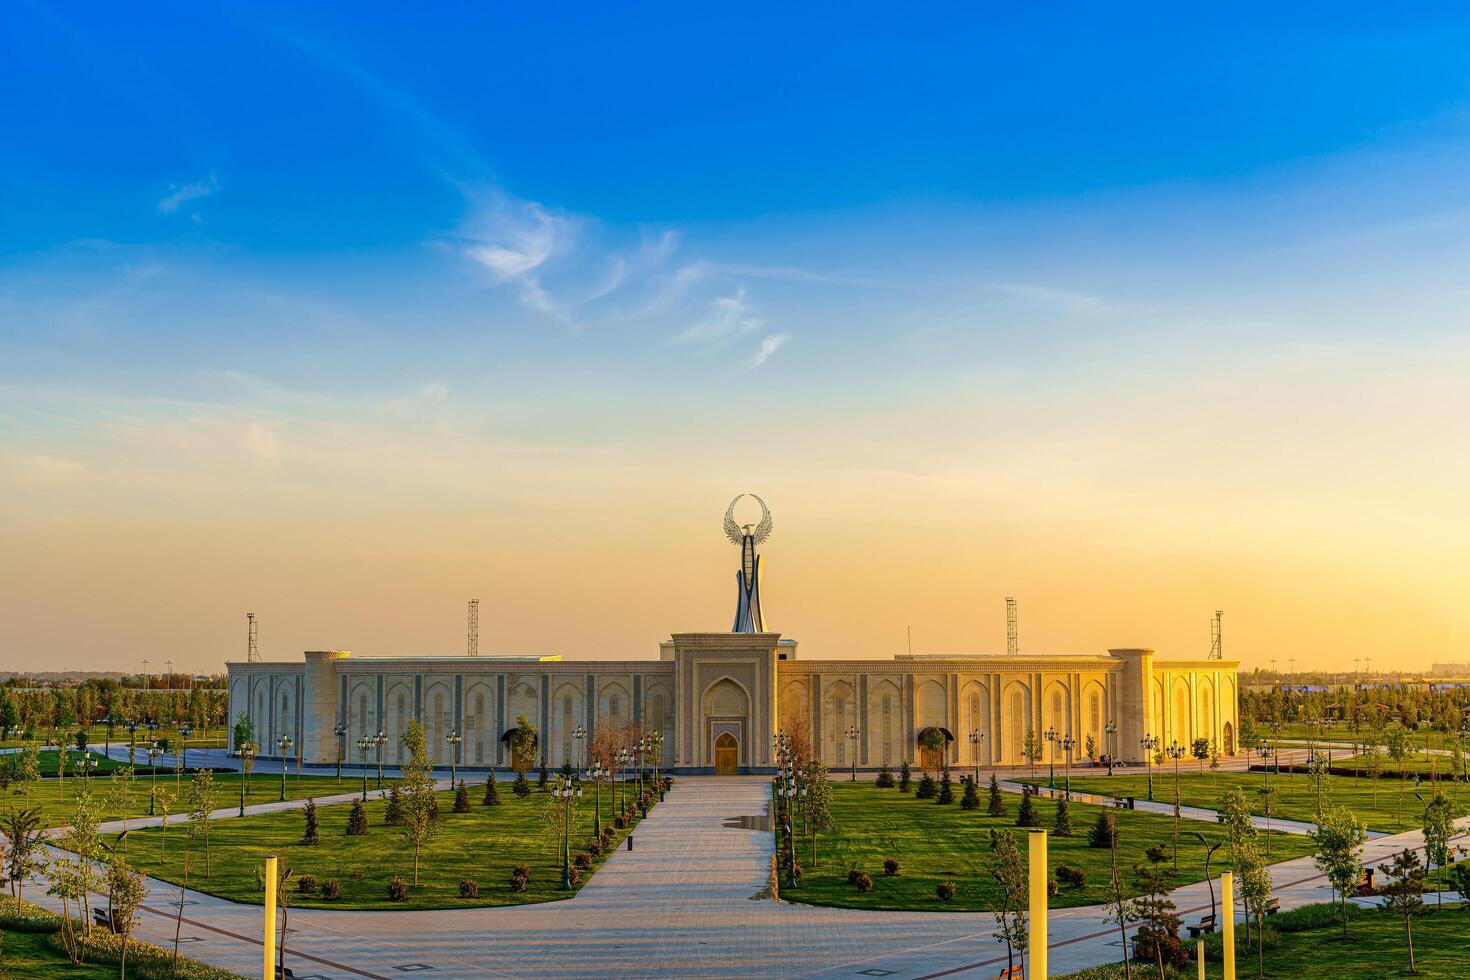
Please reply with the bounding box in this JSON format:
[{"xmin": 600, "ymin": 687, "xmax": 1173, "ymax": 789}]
[
  {"xmin": 91, "ymin": 907, "xmax": 116, "ymax": 931},
  {"xmin": 1186, "ymin": 913, "xmax": 1217, "ymax": 938},
  {"xmin": 1265, "ymin": 897, "xmax": 1280, "ymax": 916},
  {"xmin": 994, "ymin": 966, "xmax": 1022, "ymax": 980}
]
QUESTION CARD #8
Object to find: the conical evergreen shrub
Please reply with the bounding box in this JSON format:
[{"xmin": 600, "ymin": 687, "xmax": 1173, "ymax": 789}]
[{"xmin": 483, "ymin": 769, "xmax": 501, "ymax": 806}]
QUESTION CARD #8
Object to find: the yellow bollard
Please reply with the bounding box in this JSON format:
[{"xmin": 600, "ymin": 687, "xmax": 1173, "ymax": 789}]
[
  {"xmin": 1198, "ymin": 939, "xmax": 1206, "ymax": 979},
  {"xmin": 263, "ymin": 855, "xmax": 277, "ymax": 980},
  {"xmin": 1029, "ymin": 828, "xmax": 1047, "ymax": 980},
  {"xmin": 1221, "ymin": 870, "xmax": 1234, "ymax": 980}
]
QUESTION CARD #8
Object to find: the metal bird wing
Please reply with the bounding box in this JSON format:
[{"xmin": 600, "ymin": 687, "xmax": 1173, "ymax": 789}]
[
  {"xmin": 751, "ymin": 494, "xmax": 773, "ymax": 545},
  {"xmin": 723, "ymin": 495, "xmax": 745, "ymax": 545}
]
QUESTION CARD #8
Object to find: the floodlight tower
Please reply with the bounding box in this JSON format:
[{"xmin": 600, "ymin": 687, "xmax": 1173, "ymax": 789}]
[
  {"xmin": 1209, "ymin": 610, "xmax": 1223, "ymax": 660},
  {"xmin": 1006, "ymin": 597, "xmax": 1018, "ymax": 656},
  {"xmin": 247, "ymin": 613, "xmax": 261, "ymax": 663},
  {"xmin": 467, "ymin": 599, "xmax": 480, "ymax": 657}
]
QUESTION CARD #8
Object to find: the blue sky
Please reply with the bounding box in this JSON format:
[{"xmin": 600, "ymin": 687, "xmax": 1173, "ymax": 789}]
[{"xmin": 6, "ymin": 4, "xmax": 1470, "ymax": 669}]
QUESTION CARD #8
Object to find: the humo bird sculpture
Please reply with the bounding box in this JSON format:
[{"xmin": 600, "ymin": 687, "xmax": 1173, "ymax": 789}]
[{"xmin": 724, "ymin": 494, "xmax": 773, "ymax": 632}]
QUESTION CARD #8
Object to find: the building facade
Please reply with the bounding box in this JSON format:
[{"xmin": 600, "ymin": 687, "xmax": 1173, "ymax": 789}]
[{"xmin": 227, "ymin": 634, "xmax": 1239, "ymax": 774}]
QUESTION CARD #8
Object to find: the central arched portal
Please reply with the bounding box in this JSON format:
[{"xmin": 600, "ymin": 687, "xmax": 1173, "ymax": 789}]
[{"xmin": 714, "ymin": 732, "xmax": 739, "ymax": 774}]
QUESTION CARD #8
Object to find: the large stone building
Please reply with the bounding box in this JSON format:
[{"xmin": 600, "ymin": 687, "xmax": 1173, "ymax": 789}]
[{"xmin": 227, "ymin": 505, "xmax": 1239, "ymax": 774}]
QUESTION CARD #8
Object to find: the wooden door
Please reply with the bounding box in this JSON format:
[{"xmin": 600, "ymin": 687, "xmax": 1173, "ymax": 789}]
[{"xmin": 714, "ymin": 732, "xmax": 739, "ymax": 774}]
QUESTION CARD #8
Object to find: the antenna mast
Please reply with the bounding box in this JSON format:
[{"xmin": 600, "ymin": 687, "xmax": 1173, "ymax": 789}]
[
  {"xmin": 1208, "ymin": 609, "xmax": 1223, "ymax": 660},
  {"xmin": 246, "ymin": 612, "xmax": 261, "ymax": 662},
  {"xmin": 1005, "ymin": 597, "xmax": 1018, "ymax": 656},
  {"xmin": 467, "ymin": 599, "xmax": 480, "ymax": 657}
]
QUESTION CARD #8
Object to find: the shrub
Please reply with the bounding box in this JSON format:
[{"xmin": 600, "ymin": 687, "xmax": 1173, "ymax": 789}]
[
  {"xmin": 1057, "ymin": 865, "xmax": 1087, "ymax": 889},
  {"xmin": 384, "ymin": 784, "xmax": 405, "ymax": 825},
  {"xmin": 875, "ymin": 764, "xmax": 895, "ymax": 788},
  {"xmin": 1047, "ymin": 878, "xmax": 1060, "ymax": 898},
  {"xmin": 387, "ymin": 876, "xmax": 409, "ymax": 901},
  {"xmin": 852, "ymin": 871, "xmax": 873, "ymax": 893},
  {"xmin": 1088, "ymin": 811, "xmax": 1114, "ymax": 848},
  {"xmin": 959, "ymin": 775, "xmax": 980, "ymax": 810},
  {"xmin": 509, "ymin": 865, "xmax": 530, "ymax": 893},
  {"xmin": 320, "ymin": 879, "xmax": 342, "ymax": 900},
  {"xmin": 1053, "ymin": 796, "xmax": 1073, "ymax": 836},
  {"xmin": 614, "ymin": 815, "xmax": 626, "ymax": 830},
  {"xmin": 513, "ymin": 772, "xmax": 531, "ymax": 798},
  {"xmin": 301, "ymin": 798, "xmax": 320, "ymax": 845},
  {"xmin": 898, "ymin": 761, "xmax": 912, "ymax": 793},
  {"xmin": 936, "ymin": 769, "xmax": 954, "ymax": 804},
  {"xmin": 936, "ymin": 881, "xmax": 955, "ymax": 901},
  {"xmin": 847, "ymin": 868, "xmax": 863, "ymax": 884},
  {"xmin": 1015, "ymin": 788, "xmax": 1040, "ymax": 827},
  {"xmin": 588, "ymin": 839, "xmax": 604, "ymax": 857},
  {"xmin": 428, "ymin": 793, "xmax": 440, "ymax": 821},
  {"xmin": 538, "ymin": 758, "xmax": 549, "ymax": 790},
  {"xmin": 883, "ymin": 857, "xmax": 900, "ymax": 877},
  {"xmin": 453, "ymin": 780, "xmax": 471, "ymax": 813},
  {"xmin": 483, "ymin": 769, "xmax": 501, "ymax": 805},
  {"xmin": 346, "ymin": 799, "xmax": 368, "ymax": 836},
  {"xmin": 568, "ymin": 866, "xmax": 582, "ymax": 886},
  {"xmin": 1144, "ymin": 844, "xmax": 1168, "ymax": 864},
  {"xmin": 574, "ymin": 851, "xmax": 593, "ymax": 870},
  {"xmin": 915, "ymin": 773, "xmax": 937, "ymax": 799},
  {"xmin": 296, "ymin": 874, "xmax": 317, "ymax": 894},
  {"xmin": 459, "ymin": 878, "xmax": 479, "ymax": 898}
]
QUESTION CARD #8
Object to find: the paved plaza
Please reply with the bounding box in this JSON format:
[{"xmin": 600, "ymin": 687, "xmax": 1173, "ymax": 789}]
[{"xmin": 21, "ymin": 770, "xmax": 1468, "ymax": 979}]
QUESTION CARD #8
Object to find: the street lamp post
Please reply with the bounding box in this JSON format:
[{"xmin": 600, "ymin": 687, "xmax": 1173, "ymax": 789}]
[
  {"xmin": 589, "ymin": 761, "xmax": 608, "ymax": 837},
  {"xmin": 147, "ymin": 742, "xmax": 163, "ymax": 814},
  {"xmin": 1140, "ymin": 733, "xmax": 1160, "ymax": 801},
  {"xmin": 101, "ymin": 715, "xmax": 113, "ymax": 756},
  {"xmin": 276, "ymin": 734, "xmax": 293, "ymax": 801},
  {"xmin": 1043, "ymin": 726, "xmax": 1058, "ymax": 790},
  {"xmin": 78, "ymin": 750, "xmax": 98, "ymax": 790},
  {"xmin": 374, "ymin": 729, "xmax": 386, "ymax": 788},
  {"xmin": 446, "ymin": 729, "xmax": 462, "ymax": 787},
  {"xmin": 1104, "ymin": 720, "xmax": 1118, "ymax": 776},
  {"xmin": 647, "ymin": 730, "xmax": 665, "ymax": 799},
  {"xmin": 333, "ymin": 723, "xmax": 347, "ymax": 780},
  {"xmin": 177, "ymin": 723, "xmax": 192, "ymax": 776},
  {"xmin": 357, "ymin": 736, "xmax": 371, "ymax": 800},
  {"xmin": 615, "ymin": 747, "xmax": 632, "ymax": 817},
  {"xmin": 554, "ymin": 775, "xmax": 582, "ymax": 889},
  {"xmin": 236, "ymin": 743, "xmax": 255, "ymax": 815},
  {"xmin": 1060, "ymin": 733, "xmax": 1075, "ymax": 800},
  {"xmin": 573, "ymin": 725, "xmax": 586, "ymax": 777},
  {"xmin": 125, "ymin": 720, "xmax": 139, "ymax": 767},
  {"xmin": 967, "ymin": 729, "xmax": 985, "ymax": 788},
  {"xmin": 845, "ymin": 725, "xmax": 860, "ymax": 782},
  {"xmin": 1165, "ymin": 739, "xmax": 1186, "ymax": 869},
  {"xmin": 773, "ymin": 744, "xmax": 808, "ymax": 889}
]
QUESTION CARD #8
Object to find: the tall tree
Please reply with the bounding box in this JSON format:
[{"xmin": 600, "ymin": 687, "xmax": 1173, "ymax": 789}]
[
  {"xmin": 1378, "ymin": 848, "xmax": 1427, "ymax": 975},
  {"xmin": 799, "ymin": 759, "xmax": 834, "ymax": 866},
  {"xmin": 1421, "ymin": 791, "xmax": 1459, "ymax": 909},
  {"xmin": 989, "ymin": 829, "xmax": 1029, "ymax": 979},
  {"xmin": 1, "ymin": 806, "xmax": 45, "ymax": 900},
  {"xmin": 399, "ymin": 719, "xmax": 438, "ymax": 884}
]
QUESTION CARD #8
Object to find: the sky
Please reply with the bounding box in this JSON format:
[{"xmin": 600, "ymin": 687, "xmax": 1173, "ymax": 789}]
[{"xmin": 5, "ymin": 4, "xmax": 1470, "ymax": 673}]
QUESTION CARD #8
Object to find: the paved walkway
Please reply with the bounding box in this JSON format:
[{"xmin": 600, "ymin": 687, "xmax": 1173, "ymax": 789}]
[{"xmin": 18, "ymin": 774, "xmax": 1466, "ymax": 979}]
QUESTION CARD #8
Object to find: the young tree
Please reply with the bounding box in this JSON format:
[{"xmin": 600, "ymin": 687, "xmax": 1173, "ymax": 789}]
[
  {"xmin": 799, "ymin": 759, "xmax": 834, "ymax": 866},
  {"xmin": 898, "ymin": 760, "xmax": 912, "ymax": 793},
  {"xmin": 509, "ymin": 713, "xmax": 538, "ymax": 783},
  {"xmin": 1361, "ymin": 740, "xmax": 1384, "ymax": 803},
  {"xmin": 483, "ymin": 768, "xmax": 501, "ymax": 806},
  {"xmin": 989, "ymin": 829, "xmax": 1029, "ymax": 978},
  {"xmin": 1378, "ymin": 848, "xmax": 1427, "ymax": 975},
  {"xmin": 1128, "ymin": 859, "xmax": 1187, "ymax": 979},
  {"xmin": 959, "ymin": 774, "xmax": 980, "ymax": 810},
  {"xmin": 106, "ymin": 856, "xmax": 148, "ymax": 980},
  {"xmin": 1, "ymin": 806, "xmax": 45, "ymax": 900},
  {"xmin": 1022, "ymin": 727, "xmax": 1043, "ymax": 779},
  {"xmin": 1255, "ymin": 782, "xmax": 1278, "ymax": 857},
  {"xmin": 399, "ymin": 718, "xmax": 438, "ymax": 884},
  {"xmin": 302, "ymin": 797, "xmax": 321, "ymax": 845},
  {"xmin": 187, "ymin": 769, "xmax": 219, "ymax": 876},
  {"xmin": 1015, "ymin": 787, "xmax": 1040, "ymax": 828},
  {"xmin": 1084, "ymin": 734, "xmax": 1097, "ymax": 765},
  {"xmin": 1053, "ymin": 796, "xmax": 1073, "ymax": 836},
  {"xmin": 919, "ymin": 727, "xmax": 947, "ymax": 775},
  {"xmin": 346, "ymin": 798, "xmax": 368, "ymax": 836},
  {"xmin": 106, "ymin": 766, "xmax": 138, "ymax": 853},
  {"xmin": 1421, "ymin": 791, "xmax": 1458, "ymax": 909},
  {"xmin": 1309, "ymin": 804, "xmax": 1367, "ymax": 937},
  {"xmin": 14, "ymin": 743, "xmax": 40, "ymax": 803},
  {"xmin": 384, "ymin": 783, "xmax": 405, "ymax": 824},
  {"xmin": 54, "ymin": 792, "xmax": 105, "ymax": 953},
  {"xmin": 987, "ymin": 772, "xmax": 1006, "ymax": 817},
  {"xmin": 453, "ymin": 779, "xmax": 471, "ymax": 813},
  {"xmin": 1103, "ymin": 814, "xmax": 1132, "ymax": 980},
  {"xmin": 1238, "ymin": 847, "xmax": 1273, "ymax": 978},
  {"xmin": 155, "ymin": 788, "xmax": 176, "ymax": 862}
]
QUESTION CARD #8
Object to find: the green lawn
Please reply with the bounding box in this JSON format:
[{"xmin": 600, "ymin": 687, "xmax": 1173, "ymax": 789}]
[
  {"xmin": 1335, "ymin": 751, "xmax": 1467, "ymax": 779},
  {"xmin": 119, "ymin": 781, "xmax": 636, "ymax": 910},
  {"xmin": 6, "ymin": 771, "xmax": 368, "ymax": 828},
  {"xmin": 1057, "ymin": 902, "xmax": 1470, "ymax": 979},
  {"xmin": 780, "ymin": 783, "xmax": 1314, "ymax": 913},
  {"xmin": 0, "ymin": 928, "xmax": 118, "ymax": 980},
  {"xmin": 1021, "ymin": 768, "xmax": 1470, "ymax": 834},
  {"xmin": 1, "ymin": 729, "xmax": 228, "ymax": 752}
]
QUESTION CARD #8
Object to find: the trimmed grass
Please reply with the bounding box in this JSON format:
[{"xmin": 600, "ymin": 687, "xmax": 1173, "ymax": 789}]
[
  {"xmin": 119, "ymin": 781, "xmax": 636, "ymax": 910},
  {"xmin": 780, "ymin": 783, "xmax": 1314, "ymax": 913},
  {"xmin": 1057, "ymin": 902, "xmax": 1470, "ymax": 978},
  {"xmin": 1021, "ymin": 768, "xmax": 1470, "ymax": 834},
  {"xmin": 1336, "ymin": 751, "xmax": 1465, "ymax": 778},
  {"xmin": 0, "ymin": 928, "xmax": 116, "ymax": 979},
  {"xmin": 8, "ymin": 771, "xmax": 368, "ymax": 828}
]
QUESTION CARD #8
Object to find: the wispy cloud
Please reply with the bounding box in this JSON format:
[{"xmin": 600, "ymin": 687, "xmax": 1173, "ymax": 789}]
[
  {"xmin": 677, "ymin": 287, "xmax": 765, "ymax": 344},
  {"xmin": 157, "ymin": 175, "xmax": 218, "ymax": 214},
  {"xmin": 242, "ymin": 421, "xmax": 281, "ymax": 462},
  {"xmin": 751, "ymin": 333, "xmax": 789, "ymax": 368}
]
